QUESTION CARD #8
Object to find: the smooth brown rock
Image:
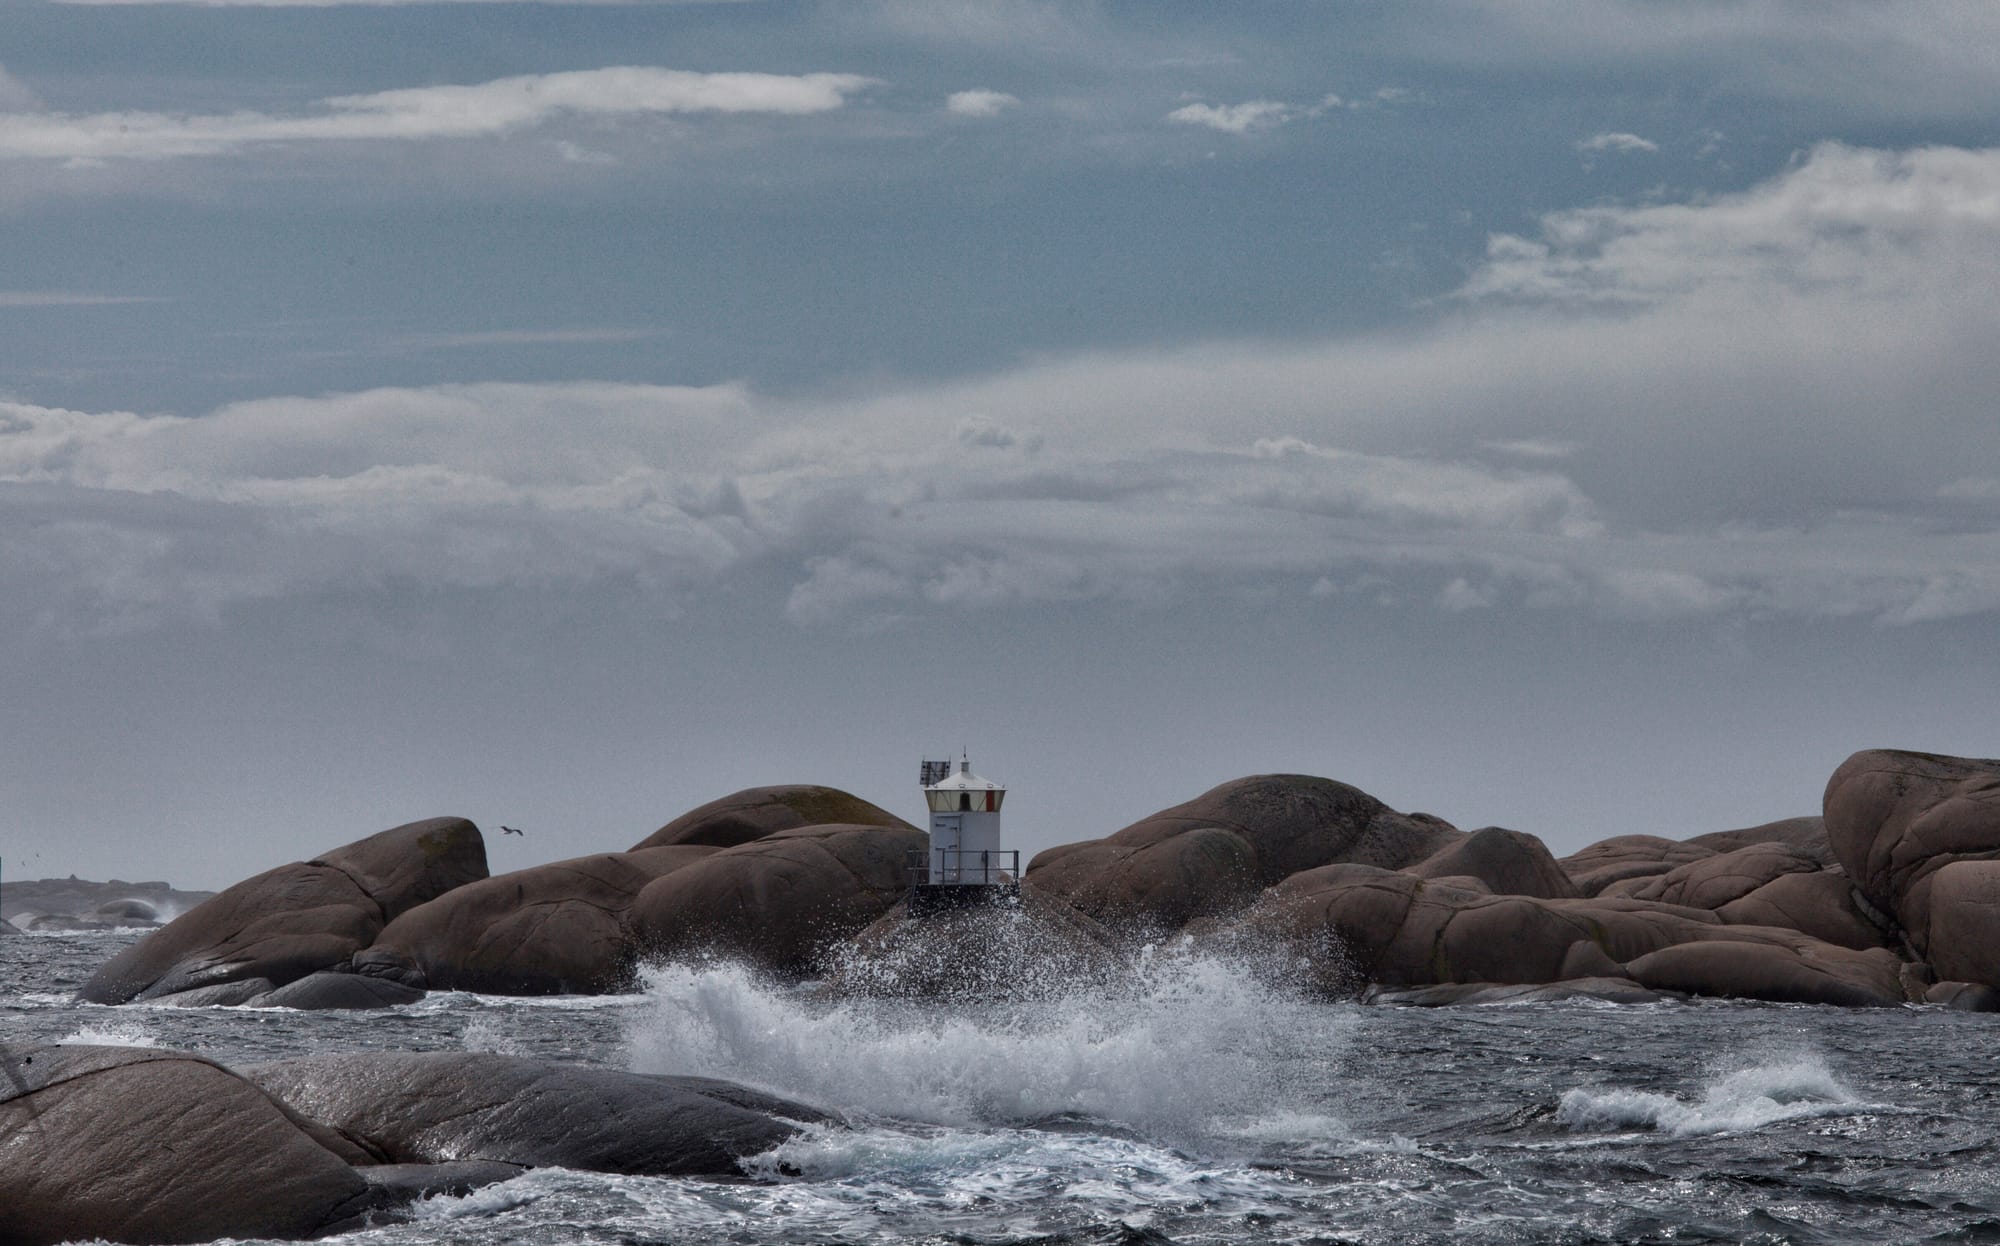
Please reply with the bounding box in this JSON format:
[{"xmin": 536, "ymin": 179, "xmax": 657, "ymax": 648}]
[
  {"xmin": 252, "ymin": 971, "xmax": 426, "ymax": 1010},
  {"xmin": 633, "ymin": 785, "xmax": 914, "ymax": 851},
  {"xmin": 1713, "ymin": 871, "xmax": 1891, "ymax": 951},
  {"xmin": 629, "ymin": 822, "xmax": 927, "ymax": 977},
  {"xmin": 1925, "ymin": 979, "xmax": 2000, "ymax": 1011},
  {"xmin": 354, "ymin": 845, "xmax": 714, "ymax": 994},
  {"xmin": 245, "ymin": 1051, "xmax": 822, "ymax": 1177},
  {"xmin": 78, "ymin": 817, "xmax": 487, "ymax": 1005},
  {"xmin": 1623, "ymin": 939, "xmax": 1906, "ymax": 1007},
  {"xmin": 148, "ymin": 978, "xmax": 280, "ymax": 1007},
  {"xmin": 1559, "ymin": 835, "xmax": 1715, "ymax": 897},
  {"xmin": 1408, "ymin": 827, "xmax": 1578, "ymax": 899},
  {"xmin": 1250, "ymin": 862, "xmax": 1907, "ymax": 1007},
  {"xmin": 1920, "ymin": 859, "xmax": 2000, "ymax": 986},
  {"xmin": 1687, "ymin": 816, "xmax": 1834, "ymax": 867},
  {"xmin": 1026, "ymin": 774, "xmax": 1461, "ymax": 932},
  {"xmin": 1824, "ymin": 749, "xmax": 2000, "ymax": 974},
  {"xmin": 1367, "ymin": 977, "xmax": 1671, "ymax": 1007},
  {"xmin": 0, "ymin": 1045, "xmax": 372, "ymax": 1246},
  {"xmin": 1626, "ymin": 843, "xmax": 1820, "ymax": 910}
]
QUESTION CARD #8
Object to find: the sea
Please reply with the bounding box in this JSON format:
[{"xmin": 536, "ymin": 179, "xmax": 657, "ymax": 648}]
[{"xmin": 7, "ymin": 927, "xmax": 2000, "ymax": 1246}]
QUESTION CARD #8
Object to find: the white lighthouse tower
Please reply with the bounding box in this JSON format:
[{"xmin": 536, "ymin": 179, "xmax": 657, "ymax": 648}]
[{"xmin": 915, "ymin": 755, "xmax": 1015, "ymax": 909}]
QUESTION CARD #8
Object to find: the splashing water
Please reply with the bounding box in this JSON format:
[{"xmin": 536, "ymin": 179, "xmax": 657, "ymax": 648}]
[
  {"xmin": 1558, "ymin": 1051, "xmax": 1875, "ymax": 1137},
  {"xmin": 623, "ymin": 934, "xmax": 1353, "ymax": 1139},
  {"xmin": 57, "ymin": 1020, "xmax": 160, "ymax": 1048}
]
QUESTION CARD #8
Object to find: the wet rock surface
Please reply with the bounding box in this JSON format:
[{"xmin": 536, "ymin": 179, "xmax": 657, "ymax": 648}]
[
  {"xmin": 0, "ymin": 1044, "xmax": 374, "ymax": 1246},
  {"xmin": 1025, "ymin": 774, "xmax": 1462, "ymax": 932},
  {"xmin": 245, "ymin": 1051, "xmax": 824, "ymax": 1177},
  {"xmin": 77, "ymin": 817, "xmax": 487, "ymax": 1005},
  {"xmin": 1, "ymin": 1040, "xmax": 830, "ymax": 1244},
  {"xmin": 1825, "ymin": 749, "xmax": 2000, "ymax": 983},
  {"xmin": 354, "ymin": 845, "xmax": 716, "ymax": 994},
  {"xmin": 628, "ymin": 821, "xmax": 928, "ymax": 978}
]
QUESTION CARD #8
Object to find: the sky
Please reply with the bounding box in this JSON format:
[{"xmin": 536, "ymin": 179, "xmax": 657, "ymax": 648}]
[{"xmin": 2, "ymin": 0, "xmax": 1997, "ymax": 889}]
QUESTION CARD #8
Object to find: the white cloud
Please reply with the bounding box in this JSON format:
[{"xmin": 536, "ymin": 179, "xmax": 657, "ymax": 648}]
[
  {"xmin": 3, "ymin": 143, "xmax": 1998, "ymax": 632},
  {"xmin": 946, "ymin": 89, "xmax": 1020, "ymax": 118},
  {"xmin": 1166, "ymin": 100, "xmax": 1292, "ymax": 135},
  {"xmin": 1577, "ymin": 131, "xmax": 1657, "ymax": 155},
  {"xmin": 1459, "ymin": 142, "xmax": 2000, "ymax": 305},
  {"xmin": 0, "ymin": 67, "xmax": 877, "ymax": 163}
]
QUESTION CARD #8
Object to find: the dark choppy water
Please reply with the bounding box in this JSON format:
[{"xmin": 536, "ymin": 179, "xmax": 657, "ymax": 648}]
[{"xmin": 8, "ymin": 930, "xmax": 2000, "ymax": 1245}]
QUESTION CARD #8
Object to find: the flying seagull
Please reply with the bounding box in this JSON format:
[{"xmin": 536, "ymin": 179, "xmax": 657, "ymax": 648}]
[{"xmin": 500, "ymin": 826, "xmax": 524, "ymax": 836}]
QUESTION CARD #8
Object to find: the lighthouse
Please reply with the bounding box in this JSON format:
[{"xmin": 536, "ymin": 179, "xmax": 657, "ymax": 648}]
[{"xmin": 913, "ymin": 755, "xmax": 1017, "ymax": 912}]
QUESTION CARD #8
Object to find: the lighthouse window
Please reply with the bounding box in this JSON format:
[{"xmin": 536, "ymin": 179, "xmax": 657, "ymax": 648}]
[{"xmin": 958, "ymin": 792, "xmax": 972, "ymax": 811}]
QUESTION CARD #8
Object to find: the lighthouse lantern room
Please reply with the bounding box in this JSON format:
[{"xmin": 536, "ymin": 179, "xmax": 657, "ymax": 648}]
[{"xmin": 916, "ymin": 755, "xmax": 1016, "ymax": 890}]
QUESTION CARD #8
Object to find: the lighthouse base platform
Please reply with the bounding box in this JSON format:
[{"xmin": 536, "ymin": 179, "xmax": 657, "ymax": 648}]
[{"xmin": 908, "ymin": 882, "xmax": 1022, "ymax": 918}]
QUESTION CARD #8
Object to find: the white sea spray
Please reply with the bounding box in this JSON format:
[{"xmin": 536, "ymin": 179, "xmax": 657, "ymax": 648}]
[
  {"xmin": 622, "ymin": 929, "xmax": 1355, "ymax": 1140},
  {"xmin": 1557, "ymin": 1050, "xmax": 1875, "ymax": 1137}
]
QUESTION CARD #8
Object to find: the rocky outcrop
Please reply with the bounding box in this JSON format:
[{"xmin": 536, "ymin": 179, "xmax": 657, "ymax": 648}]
[
  {"xmin": 629, "ymin": 822, "xmax": 927, "ymax": 977},
  {"xmin": 633, "ymin": 785, "xmax": 914, "ymax": 850},
  {"xmin": 2, "ymin": 1043, "xmax": 828, "ymax": 1243},
  {"xmin": 1711, "ymin": 870, "xmax": 1890, "ymax": 951},
  {"xmin": 2, "ymin": 876, "xmax": 215, "ymax": 931},
  {"xmin": 1824, "ymin": 749, "xmax": 2000, "ymax": 983},
  {"xmin": 1687, "ymin": 815, "xmax": 1834, "ymax": 867},
  {"xmin": 0, "ymin": 1044, "xmax": 376, "ymax": 1245},
  {"xmin": 245, "ymin": 1051, "xmax": 824, "ymax": 1177},
  {"xmin": 252, "ymin": 972, "xmax": 427, "ymax": 1010},
  {"xmin": 353, "ymin": 845, "xmax": 716, "ymax": 994},
  {"xmin": 1247, "ymin": 863, "xmax": 1910, "ymax": 1007},
  {"xmin": 1407, "ymin": 827, "xmax": 1578, "ymax": 900},
  {"xmin": 1621, "ymin": 940, "xmax": 1904, "ymax": 1007},
  {"xmin": 1559, "ymin": 835, "xmax": 1716, "ymax": 897},
  {"xmin": 1367, "ymin": 977, "xmax": 1672, "ymax": 1007},
  {"xmin": 76, "ymin": 817, "xmax": 487, "ymax": 1005},
  {"xmin": 1622, "ymin": 843, "xmax": 1820, "ymax": 911},
  {"xmin": 1026, "ymin": 775, "xmax": 1462, "ymax": 932}
]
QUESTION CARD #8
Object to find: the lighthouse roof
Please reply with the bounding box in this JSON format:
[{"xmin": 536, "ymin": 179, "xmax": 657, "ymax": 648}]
[{"xmin": 926, "ymin": 764, "xmax": 1004, "ymax": 793}]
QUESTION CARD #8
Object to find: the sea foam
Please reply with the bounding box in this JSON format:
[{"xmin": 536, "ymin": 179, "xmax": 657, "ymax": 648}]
[
  {"xmin": 1558, "ymin": 1052, "xmax": 1874, "ymax": 1137},
  {"xmin": 623, "ymin": 932, "xmax": 1351, "ymax": 1139}
]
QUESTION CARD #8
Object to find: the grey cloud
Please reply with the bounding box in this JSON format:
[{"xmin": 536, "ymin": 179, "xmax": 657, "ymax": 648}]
[
  {"xmin": 0, "ymin": 68, "xmax": 877, "ymax": 164},
  {"xmin": 1166, "ymin": 100, "xmax": 1293, "ymax": 135},
  {"xmin": 1577, "ymin": 132, "xmax": 1657, "ymax": 155},
  {"xmin": 1, "ymin": 144, "xmax": 1996, "ymax": 633},
  {"xmin": 1461, "ymin": 143, "xmax": 2000, "ymax": 306},
  {"xmin": 946, "ymin": 90, "xmax": 1021, "ymax": 118}
]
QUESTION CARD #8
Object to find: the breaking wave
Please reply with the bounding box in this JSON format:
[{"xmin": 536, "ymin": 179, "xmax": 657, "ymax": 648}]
[
  {"xmin": 623, "ymin": 932, "xmax": 1352, "ymax": 1139},
  {"xmin": 1558, "ymin": 1052, "xmax": 1877, "ymax": 1137}
]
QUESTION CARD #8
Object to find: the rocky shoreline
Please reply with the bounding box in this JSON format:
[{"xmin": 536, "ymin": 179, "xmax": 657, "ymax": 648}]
[
  {"xmin": 56, "ymin": 746, "xmax": 2000, "ymax": 1015},
  {"xmin": 0, "ymin": 877, "xmax": 215, "ymax": 935},
  {"xmin": 9, "ymin": 746, "xmax": 2000, "ymax": 1243}
]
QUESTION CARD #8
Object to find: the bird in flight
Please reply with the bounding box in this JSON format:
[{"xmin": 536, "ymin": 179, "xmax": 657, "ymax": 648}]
[{"xmin": 500, "ymin": 826, "xmax": 525, "ymax": 836}]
